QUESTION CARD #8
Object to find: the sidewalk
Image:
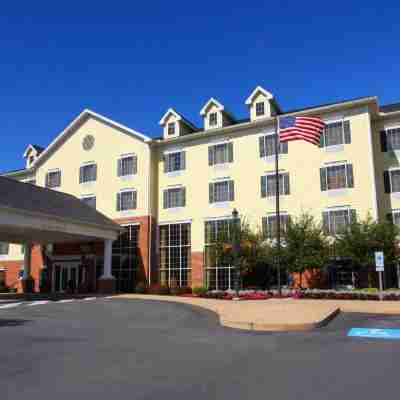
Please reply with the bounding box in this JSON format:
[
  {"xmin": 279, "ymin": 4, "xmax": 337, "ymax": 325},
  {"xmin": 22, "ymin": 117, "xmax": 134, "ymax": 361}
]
[{"xmin": 118, "ymin": 294, "xmax": 341, "ymax": 331}]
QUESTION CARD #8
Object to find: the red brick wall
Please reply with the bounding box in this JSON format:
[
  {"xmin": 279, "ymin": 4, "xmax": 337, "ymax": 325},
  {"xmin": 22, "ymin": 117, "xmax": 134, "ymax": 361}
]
[
  {"xmin": 191, "ymin": 251, "xmax": 204, "ymax": 288},
  {"xmin": 2, "ymin": 244, "xmax": 44, "ymax": 292}
]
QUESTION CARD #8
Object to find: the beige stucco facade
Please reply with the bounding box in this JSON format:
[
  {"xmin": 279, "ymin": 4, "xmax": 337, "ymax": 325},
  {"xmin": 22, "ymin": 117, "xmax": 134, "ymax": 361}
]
[{"xmin": 2, "ymin": 89, "xmax": 400, "ymax": 290}]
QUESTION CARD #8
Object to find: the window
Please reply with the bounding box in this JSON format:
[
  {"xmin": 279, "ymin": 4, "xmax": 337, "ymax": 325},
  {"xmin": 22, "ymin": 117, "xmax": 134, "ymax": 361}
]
[
  {"xmin": 320, "ymin": 163, "xmax": 354, "ymax": 191},
  {"xmin": 384, "ymin": 169, "xmax": 400, "ymax": 193},
  {"xmin": 209, "ymin": 180, "xmax": 234, "ymax": 203},
  {"xmin": 117, "ymin": 190, "xmax": 137, "ymax": 211},
  {"xmin": 163, "ymin": 187, "xmax": 186, "ymax": 209},
  {"xmin": 261, "ymin": 173, "xmax": 290, "ymax": 197},
  {"xmin": 322, "ymin": 209, "xmax": 356, "ymax": 235},
  {"xmin": 167, "ymin": 122, "xmax": 176, "ymax": 136},
  {"xmin": 320, "ymin": 120, "xmax": 351, "ymax": 147},
  {"xmin": 0, "ymin": 242, "xmax": 9, "ymax": 255},
  {"xmin": 205, "ymin": 219, "xmax": 235, "ymax": 290},
  {"xmin": 45, "ymin": 170, "xmax": 61, "ymax": 188},
  {"xmin": 79, "ymin": 163, "xmax": 97, "ymax": 183},
  {"xmin": 262, "ymin": 214, "xmax": 290, "ymax": 239},
  {"xmin": 112, "ymin": 225, "xmax": 140, "ymax": 292},
  {"xmin": 208, "ymin": 142, "xmax": 233, "ymax": 165},
  {"xmin": 255, "ymin": 102, "xmax": 265, "ymax": 116},
  {"xmin": 209, "ymin": 112, "xmax": 218, "ymax": 127},
  {"xmin": 259, "ymin": 135, "xmax": 288, "ymax": 158},
  {"xmin": 388, "ymin": 210, "xmax": 400, "ymax": 226},
  {"xmin": 118, "ymin": 155, "xmax": 137, "ymax": 177},
  {"xmin": 159, "ymin": 223, "xmax": 191, "ymax": 287},
  {"xmin": 381, "ymin": 127, "xmax": 400, "ymax": 151},
  {"xmin": 164, "ymin": 151, "xmax": 186, "ymax": 173},
  {"xmin": 82, "ymin": 196, "xmax": 96, "ymax": 209}
]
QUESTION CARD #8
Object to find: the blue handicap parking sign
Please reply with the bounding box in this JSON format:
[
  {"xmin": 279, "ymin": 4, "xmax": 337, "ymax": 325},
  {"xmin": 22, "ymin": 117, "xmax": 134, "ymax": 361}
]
[{"xmin": 348, "ymin": 328, "xmax": 400, "ymax": 340}]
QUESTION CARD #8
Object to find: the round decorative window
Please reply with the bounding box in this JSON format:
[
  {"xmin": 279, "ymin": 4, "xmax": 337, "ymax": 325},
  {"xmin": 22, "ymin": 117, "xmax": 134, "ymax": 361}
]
[{"xmin": 82, "ymin": 135, "xmax": 95, "ymax": 151}]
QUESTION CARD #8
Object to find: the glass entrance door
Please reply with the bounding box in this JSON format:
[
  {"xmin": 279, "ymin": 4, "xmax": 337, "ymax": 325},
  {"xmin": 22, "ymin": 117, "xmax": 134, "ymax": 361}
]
[{"xmin": 53, "ymin": 263, "xmax": 82, "ymax": 293}]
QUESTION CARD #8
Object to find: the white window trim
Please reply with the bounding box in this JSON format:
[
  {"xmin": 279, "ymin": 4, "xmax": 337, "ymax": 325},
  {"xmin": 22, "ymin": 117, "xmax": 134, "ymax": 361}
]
[
  {"xmin": 46, "ymin": 168, "xmax": 61, "ymax": 188},
  {"xmin": 209, "ymin": 112, "xmax": 219, "ymax": 127},
  {"xmin": 323, "ymin": 162, "xmax": 350, "ymax": 191},
  {"xmin": 118, "ymin": 188, "xmax": 137, "ymax": 212},
  {"xmin": 164, "ymin": 186, "xmax": 185, "ymax": 210},
  {"xmin": 388, "ymin": 167, "xmax": 400, "ymax": 194},
  {"xmin": 80, "ymin": 162, "xmax": 97, "ymax": 185},
  {"xmin": 324, "ymin": 207, "xmax": 352, "ymax": 235},
  {"xmin": 255, "ymin": 101, "xmax": 266, "ymax": 117},
  {"xmin": 118, "ymin": 153, "xmax": 137, "ymax": 179},
  {"xmin": 159, "ymin": 219, "xmax": 192, "ymax": 226},
  {"xmin": 321, "ymin": 118, "xmax": 349, "ymax": 149},
  {"xmin": 163, "ymin": 148, "xmax": 183, "ymax": 155}
]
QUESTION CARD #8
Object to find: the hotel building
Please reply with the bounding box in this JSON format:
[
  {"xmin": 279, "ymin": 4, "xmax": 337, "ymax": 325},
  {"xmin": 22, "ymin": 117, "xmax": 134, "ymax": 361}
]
[{"xmin": 1, "ymin": 87, "xmax": 400, "ymax": 292}]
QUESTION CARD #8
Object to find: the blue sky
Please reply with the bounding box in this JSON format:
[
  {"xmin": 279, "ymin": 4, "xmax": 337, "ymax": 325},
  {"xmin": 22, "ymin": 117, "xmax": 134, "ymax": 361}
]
[{"xmin": 1, "ymin": 1, "xmax": 399, "ymax": 172}]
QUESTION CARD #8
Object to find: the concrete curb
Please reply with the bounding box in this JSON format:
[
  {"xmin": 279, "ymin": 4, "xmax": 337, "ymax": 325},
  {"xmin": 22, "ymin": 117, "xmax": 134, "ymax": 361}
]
[{"xmin": 221, "ymin": 308, "xmax": 341, "ymax": 332}]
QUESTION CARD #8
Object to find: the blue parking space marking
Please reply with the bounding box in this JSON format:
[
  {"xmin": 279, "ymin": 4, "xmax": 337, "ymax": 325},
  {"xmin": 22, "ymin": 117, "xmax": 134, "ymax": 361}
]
[{"xmin": 348, "ymin": 328, "xmax": 400, "ymax": 339}]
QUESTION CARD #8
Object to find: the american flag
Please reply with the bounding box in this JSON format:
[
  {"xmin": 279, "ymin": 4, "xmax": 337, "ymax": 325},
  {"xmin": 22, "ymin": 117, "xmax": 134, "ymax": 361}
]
[{"xmin": 279, "ymin": 116, "xmax": 325, "ymax": 146}]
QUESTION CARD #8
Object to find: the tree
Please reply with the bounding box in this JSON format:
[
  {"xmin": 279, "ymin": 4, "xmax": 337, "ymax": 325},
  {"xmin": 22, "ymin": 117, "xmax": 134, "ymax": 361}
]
[
  {"xmin": 210, "ymin": 219, "xmax": 272, "ymax": 290},
  {"xmin": 334, "ymin": 215, "xmax": 400, "ymax": 287},
  {"xmin": 280, "ymin": 213, "xmax": 329, "ymax": 288}
]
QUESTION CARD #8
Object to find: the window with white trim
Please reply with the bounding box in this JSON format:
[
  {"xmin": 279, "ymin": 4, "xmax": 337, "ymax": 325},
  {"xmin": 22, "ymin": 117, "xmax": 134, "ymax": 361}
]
[
  {"xmin": 163, "ymin": 187, "xmax": 186, "ymax": 209},
  {"xmin": 381, "ymin": 127, "xmax": 400, "ymax": 152},
  {"xmin": 118, "ymin": 154, "xmax": 137, "ymax": 177},
  {"xmin": 320, "ymin": 163, "xmax": 354, "ymax": 191},
  {"xmin": 0, "ymin": 242, "xmax": 9, "ymax": 255},
  {"xmin": 81, "ymin": 196, "xmax": 96, "ymax": 209},
  {"xmin": 0, "ymin": 268, "xmax": 6, "ymax": 288},
  {"xmin": 209, "ymin": 180, "xmax": 234, "ymax": 203},
  {"xmin": 167, "ymin": 122, "xmax": 176, "ymax": 136},
  {"xmin": 320, "ymin": 120, "xmax": 351, "ymax": 147},
  {"xmin": 388, "ymin": 210, "xmax": 400, "ymax": 226},
  {"xmin": 204, "ymin": 218, "xmax": 235, "ymax": 290},
  {"xmin": 261, "ymin": 173, "xmax": 290, "ymax": 197},
  {"xmin": 209, "ymin": 112, "xmax": 218, "ymax": 127},
  {"xmin": 79, "ymin": 163, "xmax": 97, "ymax": 183},
  {"xmin": 208, "ymin": 142, "xmax": 233, "ymax": 165},
  {"xmin": 262, "ymin": 214, "xmax": 290, "ymax": 239},
  {"xmin": 117, "ymin": 190, "xmax": 137, "ymax": 211},
  {"xmin": 259, "ymin": 134, "xmax": 288, "ymax": 157},
  {"xmin": 384, "ymin": 169, "xmax": 400, "ymax": 193},
  {"xmin": 45, "ymin": 169, "xmax": 61, "ymax": 188},
  {"xmin": 322, "ymin": 208, "xmax": 356, "ymax": 235},
  {"xmin": 159, "ymin": 223, "xmax": 191, "ymax": 287},
  {"xmin": 255, "ymin": 102, "xmax": 265, "ymax": 116},
  {"xmin": 164, "ymin": 151, "xmax": 186, "ymax": 173}
]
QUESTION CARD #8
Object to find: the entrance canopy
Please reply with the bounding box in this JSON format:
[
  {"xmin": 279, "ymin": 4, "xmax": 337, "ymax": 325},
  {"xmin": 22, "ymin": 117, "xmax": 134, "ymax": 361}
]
[{"xmin": 0, "ymin": 176, "xmax": 120, "ymax": 244}]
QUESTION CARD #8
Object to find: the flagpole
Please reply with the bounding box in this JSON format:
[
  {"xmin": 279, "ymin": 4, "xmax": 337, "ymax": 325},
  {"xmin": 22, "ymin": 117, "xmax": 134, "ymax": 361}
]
[{"xmin": 275, "ymin": 115, "xmax": 281, "ymax": 295}]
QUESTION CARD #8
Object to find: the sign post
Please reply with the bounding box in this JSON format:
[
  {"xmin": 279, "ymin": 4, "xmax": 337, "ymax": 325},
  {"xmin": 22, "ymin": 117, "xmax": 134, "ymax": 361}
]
[{"xmin": 375, "ymin": 251, "xmax": 384, "ymax": 301}]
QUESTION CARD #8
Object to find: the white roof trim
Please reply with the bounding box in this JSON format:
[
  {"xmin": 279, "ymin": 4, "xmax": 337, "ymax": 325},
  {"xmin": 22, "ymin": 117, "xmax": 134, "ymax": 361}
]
[
  {"xmin": 245, "ymin": 86, "xmax": 274, "ymax": 105},
  {"xmin": 159, "ymin": 108, "xmax": 181, "ymax": 125},
  {"xmin": 33, "ymin": 109, "xmax": 152, "ymax": 169},
  {"xmin": 23, "ymin": 144, "xmax": 39, "ymax": 158},
  {"xmin": 200, "ymin": 98, "xmax": 225, "ymax": 116}
]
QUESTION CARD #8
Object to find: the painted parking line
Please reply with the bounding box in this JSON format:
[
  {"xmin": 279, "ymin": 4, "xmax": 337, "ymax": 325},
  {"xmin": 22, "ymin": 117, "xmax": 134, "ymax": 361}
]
[
  {"xmin": 26, "ymin": 301, "xmax": 50, "ymax": 307},
  {"xmin": 82, "ymin": 297, "xmax": 97, "ymax": 301},
  {"xmin": 57, "ymin": 299, "xmax": 75, "ymax": 303},
  {"xmin": 104, "ymin": 296, "xmax": 115, "ymax": 299},
  {"xmin": 348, "ymin": 328, "xmax": 400, "ymax": 340},
  {"xmin": 0, "ymin": 302, "xmax": 23, "ymax": 309}
]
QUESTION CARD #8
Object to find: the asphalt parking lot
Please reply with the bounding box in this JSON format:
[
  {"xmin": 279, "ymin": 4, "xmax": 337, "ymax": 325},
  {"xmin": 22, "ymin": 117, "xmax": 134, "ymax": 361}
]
[{"xmin": 1, "ymin": 298, "xmax": 400, "ymax": 400}]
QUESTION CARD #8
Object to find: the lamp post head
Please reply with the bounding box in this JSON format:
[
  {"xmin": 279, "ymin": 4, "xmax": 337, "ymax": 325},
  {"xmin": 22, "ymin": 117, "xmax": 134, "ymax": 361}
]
[{"xmin": 232, "ymin": 208, "xmax": 239, "ymax": 219}]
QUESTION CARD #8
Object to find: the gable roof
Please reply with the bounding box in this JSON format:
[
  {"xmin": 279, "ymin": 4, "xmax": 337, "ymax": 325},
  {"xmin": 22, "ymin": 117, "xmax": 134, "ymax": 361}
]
[
  {"xmin": 23, "ymin": 144, "xmax": 45, "ymax": 158},
  {"xmin": 32, "ymin": 109, "xmax": 152, "ymax": 169},
  {"xmin": 245, "ymin": 86, "xmax": 274, "ymax": 105},
  {"xmin": 0, "ymin": 176, "xmax": 120, "ymax": 231},
  {"xmin": 200, "ymin": 97, "xmax": 225, "ymax": 116},
  {"xmin": 159, "ymin": 108, "xmax": 198, "ymax": 130}
]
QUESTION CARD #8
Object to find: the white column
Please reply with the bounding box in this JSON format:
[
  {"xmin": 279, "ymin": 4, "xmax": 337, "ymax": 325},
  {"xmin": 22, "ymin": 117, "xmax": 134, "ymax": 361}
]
[
  {"xmin": 22, "ymin": 243, "xmax": 32, "ymax": 279},
  {"xmin": 100, "ymin": 239, "xmax": 114, "ymax": 279}
]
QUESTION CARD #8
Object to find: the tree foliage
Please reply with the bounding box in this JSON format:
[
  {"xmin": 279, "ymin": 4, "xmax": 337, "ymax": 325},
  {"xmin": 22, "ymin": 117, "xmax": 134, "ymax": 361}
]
[{"xmin": 280, "ymin": 213, "xmax": 329, "ymax": 286}]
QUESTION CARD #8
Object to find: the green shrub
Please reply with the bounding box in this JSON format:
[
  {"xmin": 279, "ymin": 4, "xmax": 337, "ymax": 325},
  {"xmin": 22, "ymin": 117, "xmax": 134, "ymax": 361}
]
[
  {"xmin": 192, "ymin": 286, "xmax": 208, "ymax": 296},
  {"xmin": 135, "ymin": 282, "xmax": 148, "ymax": 294}
]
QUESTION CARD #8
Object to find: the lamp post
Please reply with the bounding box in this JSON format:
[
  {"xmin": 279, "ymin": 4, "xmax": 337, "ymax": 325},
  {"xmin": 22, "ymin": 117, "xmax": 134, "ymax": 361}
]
[{"xmin": 232, "ymin": 208, "xmax": 241, "ymax": 298}]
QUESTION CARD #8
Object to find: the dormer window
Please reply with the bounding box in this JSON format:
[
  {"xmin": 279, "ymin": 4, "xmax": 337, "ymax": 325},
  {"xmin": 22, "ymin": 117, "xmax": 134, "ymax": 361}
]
[
  {"xmin": 255, "ymin": 102, "xmax": 265, "ymax": 117},
  {"xmin": 209, "ymin": 112, "xmax": 218, "ymax": 127},
  {"xmin": 167, "ymin": 122, "xmax": 176, "ymax": 136}
]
